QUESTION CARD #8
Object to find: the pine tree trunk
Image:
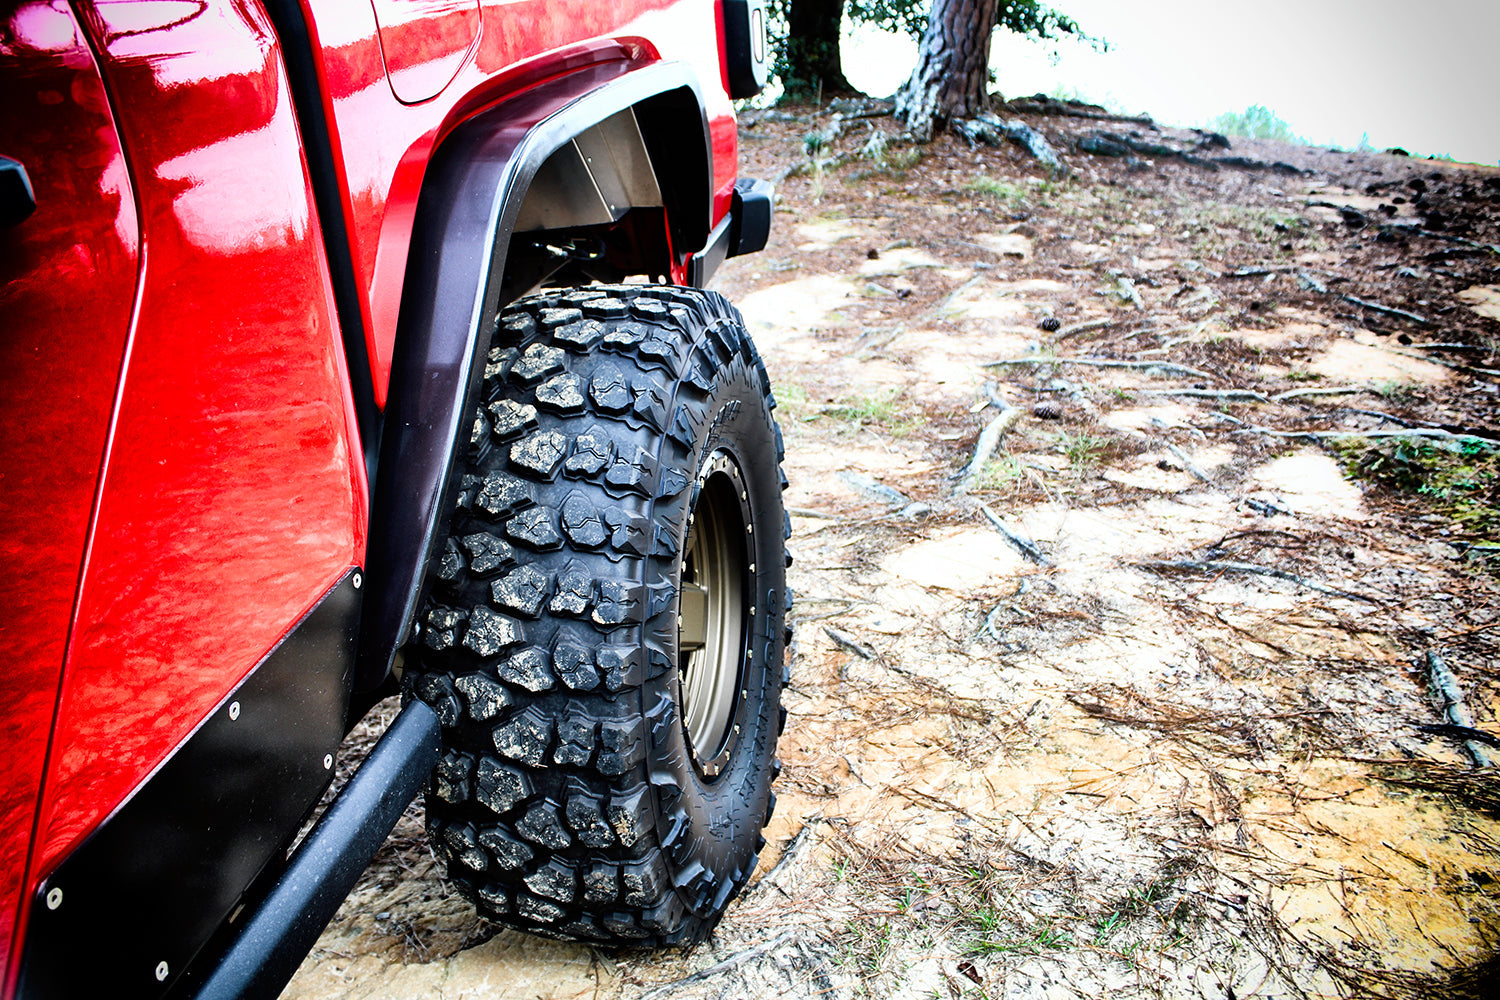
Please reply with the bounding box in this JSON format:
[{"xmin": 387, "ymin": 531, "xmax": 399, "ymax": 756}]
[
  {"xmin": 895, "ymin": 0, "xmax": 1000, "ymax": 141},
  {"xmin": 785, "ymin": 0, "xmax": 854, "ymax": 96}
]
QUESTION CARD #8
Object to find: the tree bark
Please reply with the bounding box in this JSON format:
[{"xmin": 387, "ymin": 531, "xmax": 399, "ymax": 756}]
[
  {"xmin": 785, "ymin": 0, "xmax": 855, "ymax": 96},
  {"xmin": 895, "ymin": 0, "xmax": 1000, "ymax": 140}
]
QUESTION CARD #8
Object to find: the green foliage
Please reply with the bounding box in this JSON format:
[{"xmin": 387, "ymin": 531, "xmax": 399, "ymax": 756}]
[
  {"xmin": 885, "ymin": 146, "xmax": 924, "ymax": 172},
  {"xmin": 966, "ymin": 916, "xmax": 1074, "ymax": 955},
  {"xmin": 1372, "ymin": 379, "xmax": 1417, "ymax": 403},
  {"xmin": 768, "ymin": 0, "xmax": 1102, "ymax": 97},
  {"xmin": 1187, "ymin": 203, "xmax": 1309, "ymax": 257},
  {"xmin": 820, "ymin": 389, "xmax": 921, "ymax": 435},
  {"xmin": 964, "ymin": 175, "xmax": 1027, "ymax": 202},
  {"xmin": 846, "ymin": 0, "xmax": 1097, "ymax": 45},
  {"xmin": 1205, "ymin": 104, "xmax": 1304, "ymax": 144},
  {"xmin": 1334, "ymin": 436, "xmax": 1500, "ymax": 547},
  {"xmin": 1056, "ymin": 431, "xmax": 1110, "ymax": 471}
]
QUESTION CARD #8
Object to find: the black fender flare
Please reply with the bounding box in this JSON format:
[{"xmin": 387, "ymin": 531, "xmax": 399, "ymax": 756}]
[{"xmin": 355, "ymin": 60, "xmax": 714, "ymax": 691}]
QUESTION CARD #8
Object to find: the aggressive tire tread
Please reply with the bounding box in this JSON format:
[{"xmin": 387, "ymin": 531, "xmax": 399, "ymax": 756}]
[{"xmin": 411, "ymin": 285, "xmax": 789, "ymax": 946}]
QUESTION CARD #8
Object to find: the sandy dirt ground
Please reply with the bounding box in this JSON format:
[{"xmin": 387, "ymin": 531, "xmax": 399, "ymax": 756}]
[{"xmin": 284, "ymin": 101, "xmax": 1500, "ymax": 1000}]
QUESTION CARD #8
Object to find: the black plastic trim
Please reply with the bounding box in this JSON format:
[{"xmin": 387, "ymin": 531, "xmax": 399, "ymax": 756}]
[
  {"xmin": 261, "ymin": 0, "xmax": 381, "ymax": 484},
  {"xmin": 16, "ymin": 572, "xmax": 361, "ymax": 1000},
  {"xmin": 181, "ymin": 700, "xmax": 441, "ymax": 1000},
  {"xmin": 689, "ymin": 211, "xmax": 732, "ymax": 287},
  {"xmin": 721, "ymin": 0, "xmax": 769, "ymax": 99},
  {"xmin": 356, "ymin": 61, "xmax": 710, "ymax": 692},
  {"xmin": 728, "ymin": 178, "xmax": 773, "ymax": 257}
]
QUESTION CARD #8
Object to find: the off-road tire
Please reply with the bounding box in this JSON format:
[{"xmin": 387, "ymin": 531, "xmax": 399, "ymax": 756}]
[{"xmin": 409, "ymin": 284, "xmax": 789, "ymax": 945}]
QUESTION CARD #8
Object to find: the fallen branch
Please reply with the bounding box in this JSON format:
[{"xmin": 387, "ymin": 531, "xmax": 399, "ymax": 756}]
[
  {"xmin": 1294, "ymin": 270, "xmax": 1329, "ymax": 294},
  {"xmin": 1227, "ymin": 266, "xmax": 1297, "ymax": 278},
  {"xmin": 1387, "ymin": 222, "xmax": 1500, "ymax": 256},
  {"xmin": 837, "ymin": 470, "xmax": 911, "ymax": 507},
  {"xmin": 1230, "ymin": 424, "xmax": 1500, "ymax": 449},
  {"xmin": 1166, "ymin": 443, "xmax": 1214, "ymax": 484},
  {"xmin": 1271, "ymin": 387, "xmax": 1364, "ymax": 402},
  {"xmin": 954, "ymin": 404, "xmax": 1024, "ymax": 494},
  {"xmin": 824, "ymin": 626, "xmax": 875, "ymax": 659},
  {"xmin": 1052, "ymin": 317, "xmax": 1112, "ymax": 342},
  {"xmin": 983, "ymin": 356, "xmax": 1217, "ymax": 380},
  {"xmin": 1139, "ymin": 388, "xmax": 1270, "ymax": 403},
  {"xmin": 786, "ymin": 507, "xmax": 839, "ymax": 521},
  {"xmin": 1110, "ymin": 273, "xmax": 1145, "ymax": 310},
  {"xmin": 637, "ymin": 930, "xmax": 804, "ymax": 1000},
  {"xmin": 1135, "ymin": 559, "xmax": 1379, "ymax": 602},
  {"xmin": 1416, "ymin": 723, "xmax": 1500, "ymax": 750},
  {"xmin": 1380, "ymin": 347, "xmax": 1500, "ymax": 379},
  {"xmin": 1340, "ymin": 293, "xmax": 1430, "ymax": 326},
  {"xmin": 750, "ymin": 822, "xmax": 820, "ymax": 896},
  {"xmin": 1306, "ymin": 201, "xmax": 1500, "ymax": 255},
  {"xmin": 980, "ymin": 504, "xmax": 1050, "ymax": 565},
  {"xmin": 1340, "ymin": 407, "xmax": 1415, "ymax": 427},
  {"xmin": 791, "ymin": 598, "xmax": 858, "ymax": 625},
  {"xmin": 1422, "ymin": 650, "xmax": 1492, "ymax": 768}
]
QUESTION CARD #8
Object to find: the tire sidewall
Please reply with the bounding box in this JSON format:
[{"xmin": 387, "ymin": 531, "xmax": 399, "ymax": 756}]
[{"xmin": 648, "ymin": 338, "xmax": 785, "ymax": 920}]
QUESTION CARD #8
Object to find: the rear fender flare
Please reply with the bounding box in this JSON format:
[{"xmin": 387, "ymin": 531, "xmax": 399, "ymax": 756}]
[{"xmin": 356, "ymin": 60, "xmax": 712, "ymax": 691}]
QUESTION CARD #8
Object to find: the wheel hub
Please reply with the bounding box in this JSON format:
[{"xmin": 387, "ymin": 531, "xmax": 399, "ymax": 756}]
[{"xmin": 678, "ymin": 451, "xmax": 752, "ymax": 778}]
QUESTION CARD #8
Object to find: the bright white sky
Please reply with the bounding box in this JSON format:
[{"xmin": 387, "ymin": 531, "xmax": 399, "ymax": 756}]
[{"xmin": 841, "ymin": 0, "xmax": 1500, "ymax": 166}]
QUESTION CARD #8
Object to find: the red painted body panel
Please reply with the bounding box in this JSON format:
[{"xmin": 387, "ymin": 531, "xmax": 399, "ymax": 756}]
[
  {"xmin": 22, "ymin": 0, "xmax": 365, "ymax": 916},
  {"xmin": 0, "ymin": 3, "xmax": 141, "ymax": 986},
  {"xmin": 2, "ymin": 0, "xmax": 744, "ymax": 987},
  {"xmin": 302, "ymin": 0, "xmax": 737, "ymax": 406},
  {"xmin": 370, "ymin": 0, "xmax": 479, "ymax": 104}
]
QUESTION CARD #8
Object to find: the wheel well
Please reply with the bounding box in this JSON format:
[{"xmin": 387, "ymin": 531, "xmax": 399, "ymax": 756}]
[{"xmin": 498, "ymin": 88, "xmax": 712, "ymax": 302}]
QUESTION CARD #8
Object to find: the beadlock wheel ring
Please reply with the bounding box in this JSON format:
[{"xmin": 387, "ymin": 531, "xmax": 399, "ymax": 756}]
[{"xmin": 678, "ymin": 450, "xmax": 752, "ymax": 779}]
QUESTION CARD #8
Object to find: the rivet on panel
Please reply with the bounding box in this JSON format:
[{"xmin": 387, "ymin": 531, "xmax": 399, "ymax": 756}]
[
  {"xmin": 323, "ymin": 754, "xmax": 334, "ymax": 770},
  {"xmin": 228, "ymin": 701, "xmax": 240, "ymax": 721},
  {"xmin": 352, "ymin": 572, "xmax": 363, "ymax": 589},
  {"xmin": 155, "ymin": 962, "xmax": 169, "ymax": 982},
  {"xmin": 45, "ymin": 887, "xmax": 62, "ymax": 911}
]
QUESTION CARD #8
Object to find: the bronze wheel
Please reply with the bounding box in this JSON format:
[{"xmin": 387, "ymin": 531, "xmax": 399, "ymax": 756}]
[{"xmin": 678, "ymin": 452, "xmax": 751, "ymax": 778}]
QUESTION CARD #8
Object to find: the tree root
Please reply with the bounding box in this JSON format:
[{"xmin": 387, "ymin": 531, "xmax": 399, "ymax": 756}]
[
  {"xmin": 983, "ymin": 356, "xmax": 1217, "ymax": 380},
  {"xmin": 1135, "ymin": 559, "xmax": 1379, "ymax": 603},
  {"xmin": 980, "ymin": 504, "xmax": 1049, "ymax": 565},
  {"xmin": 1005, "ymin": 94, "xmax": 1156, "ymax": 128},
  {"xmin": 954, "ymin": 400, "xmax": 1024, "ymax": 494},
  {"xmin": 636, "ymin": 930, "xmax": 805, "ymax": 1000},
  {"xmin": 951, "ymin": 113, "xmax": 1066, "ymax": 175},
  {"xmin": 1422, "ymin": 650, "xmax": 1492, "ymax": 768},
  {"xmin": 1079, "ymin": 129, "xmax": 1304, "ymax": 174}
]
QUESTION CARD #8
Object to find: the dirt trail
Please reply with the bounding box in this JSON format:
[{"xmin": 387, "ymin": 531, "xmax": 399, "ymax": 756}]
[{"xmin": 286, "ymin": 105, "xmax": 1500, "ymax": 1000}]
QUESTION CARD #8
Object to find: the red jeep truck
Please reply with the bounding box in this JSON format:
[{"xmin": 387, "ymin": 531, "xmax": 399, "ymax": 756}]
[{"xmin": 0, "ymin": 1, "xmax": 786, "ymax": 996}]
